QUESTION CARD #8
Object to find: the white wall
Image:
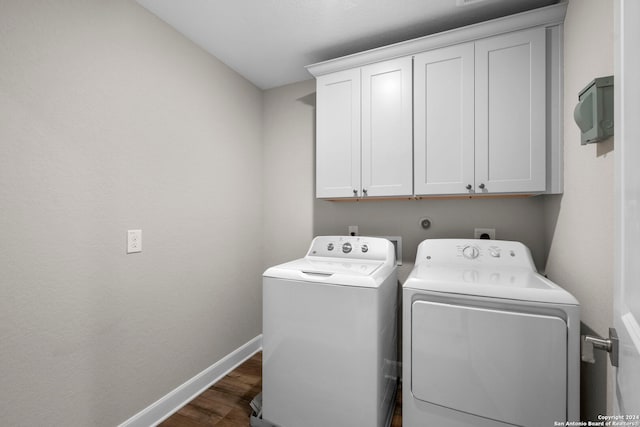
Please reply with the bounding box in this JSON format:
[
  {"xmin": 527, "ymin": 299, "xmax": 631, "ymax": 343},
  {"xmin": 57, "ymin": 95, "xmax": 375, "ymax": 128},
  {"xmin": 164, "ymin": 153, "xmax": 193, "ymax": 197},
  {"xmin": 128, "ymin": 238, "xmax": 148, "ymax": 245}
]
[
  {"xmin": 543, "ymin": 0, "xmax": 615, "ymax": 417},
  {"xmin": 262, "ymin": 80, "xmax": 316, "ymax": 268},
  {"xmin": 0, "ymin": 1, "xmax": 263, "ymax": 426}
]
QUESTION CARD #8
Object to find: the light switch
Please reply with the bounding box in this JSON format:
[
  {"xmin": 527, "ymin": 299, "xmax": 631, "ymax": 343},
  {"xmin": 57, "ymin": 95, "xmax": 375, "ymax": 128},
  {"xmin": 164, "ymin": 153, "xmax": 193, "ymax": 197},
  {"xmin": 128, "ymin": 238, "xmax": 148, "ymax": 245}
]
[{"xmin": 127, "ymin": 229, "xmax": 142, "ymax": 254}]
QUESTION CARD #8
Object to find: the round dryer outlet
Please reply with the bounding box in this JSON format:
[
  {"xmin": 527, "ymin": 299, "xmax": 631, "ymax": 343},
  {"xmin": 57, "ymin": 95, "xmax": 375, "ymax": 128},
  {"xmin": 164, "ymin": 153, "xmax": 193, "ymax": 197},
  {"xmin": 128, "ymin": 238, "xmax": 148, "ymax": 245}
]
[{"xmin": 419, "ymin": 217, "xmax": 432, "ymax": 230}]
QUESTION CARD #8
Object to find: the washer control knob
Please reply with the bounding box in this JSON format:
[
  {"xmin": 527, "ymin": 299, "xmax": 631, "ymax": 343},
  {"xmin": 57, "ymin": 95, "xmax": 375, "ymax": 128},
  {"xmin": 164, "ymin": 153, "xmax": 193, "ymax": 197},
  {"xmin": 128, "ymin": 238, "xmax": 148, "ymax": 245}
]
[
  {"xmin": 489, "ymin": 247, "xmax": 501, "ymax": 258},
  {"xmin": 327, "ymin": 243, "xmax": 334, "ymax": 251},
  {"xmin": 361, "ymin": 244, "xmax": 368, "ymax": 253},
  {"xmin": 462, "ymin": 245, "xmax": 479, "ymax": 259},
  {"xmin": 342, "ymin": 242, "xmax": 352, "ymax": 254}
]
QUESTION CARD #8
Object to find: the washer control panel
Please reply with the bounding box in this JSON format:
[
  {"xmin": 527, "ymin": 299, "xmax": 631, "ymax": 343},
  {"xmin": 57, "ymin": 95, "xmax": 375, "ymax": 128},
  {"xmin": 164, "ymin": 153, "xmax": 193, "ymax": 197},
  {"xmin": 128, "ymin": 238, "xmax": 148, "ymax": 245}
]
[
  {"xmin": 461, "ymin": 245, "xmax": 505, "ymax": 259},
  {"xmin": 415, "ymin": 239, "xmax": 536, "ymax": 270},
  {"xmin": 308, "ymin": 236, "xmax": 394, "ymax": 262}
]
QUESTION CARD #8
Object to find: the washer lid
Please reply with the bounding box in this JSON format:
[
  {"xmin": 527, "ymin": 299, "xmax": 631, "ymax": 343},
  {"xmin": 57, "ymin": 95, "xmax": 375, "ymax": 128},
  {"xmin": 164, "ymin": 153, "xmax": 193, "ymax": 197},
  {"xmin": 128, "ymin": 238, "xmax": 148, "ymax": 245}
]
[
  {"xmin": 264, "ymin": 258, "xmax": 390, "ymax": 288},
  {"xmin": 404, "ymin": 264, "xmax": 578, "ymax": 305}
]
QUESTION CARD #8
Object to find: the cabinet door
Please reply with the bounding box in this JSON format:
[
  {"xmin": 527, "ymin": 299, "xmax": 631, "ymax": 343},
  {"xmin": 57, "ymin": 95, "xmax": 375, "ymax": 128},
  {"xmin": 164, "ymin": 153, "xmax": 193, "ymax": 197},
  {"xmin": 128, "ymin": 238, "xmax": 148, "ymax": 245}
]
[
  {"xmin": 361, "ymin": 58, "xmax": 413, "ymax": 197},
  {"xmin": 475, "ymin": 27, "xmax": 546, "ymax": 193},
  {"xmin": 316, "ymin": 69, "xmax": 361, "ymax": 198},
  {"xmin": 414, "ymin": 43, "xmax": 475, "ymax": 195}
]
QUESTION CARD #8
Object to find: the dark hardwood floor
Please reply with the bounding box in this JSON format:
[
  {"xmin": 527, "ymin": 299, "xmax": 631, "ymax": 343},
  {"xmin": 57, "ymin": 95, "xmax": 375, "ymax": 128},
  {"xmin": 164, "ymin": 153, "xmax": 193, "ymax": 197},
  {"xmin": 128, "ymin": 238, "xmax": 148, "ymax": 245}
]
[{"xmin": 160, "ymin": 351, "xmax": 402, "ymax": 426}]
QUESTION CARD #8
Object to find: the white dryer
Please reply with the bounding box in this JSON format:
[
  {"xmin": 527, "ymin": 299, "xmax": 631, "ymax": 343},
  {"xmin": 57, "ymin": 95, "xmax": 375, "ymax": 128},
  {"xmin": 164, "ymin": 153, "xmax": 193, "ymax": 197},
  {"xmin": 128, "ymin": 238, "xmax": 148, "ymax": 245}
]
[
  {"xmin": 403, "ymin": 239, "xmax": 580, "ymax": 427},
  {"xmin": 263, "ymin": 236, "xmax": 398, "ymax": 427}
]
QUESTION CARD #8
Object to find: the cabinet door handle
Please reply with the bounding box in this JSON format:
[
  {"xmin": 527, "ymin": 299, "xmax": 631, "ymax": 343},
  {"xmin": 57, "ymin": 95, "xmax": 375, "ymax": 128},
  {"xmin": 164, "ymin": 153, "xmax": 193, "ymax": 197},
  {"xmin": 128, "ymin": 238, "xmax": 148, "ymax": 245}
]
[
  {"xmin": 465, "ymin": 184, "xmax": 472, "ymax": 190},
  {"xmin": 478, "ymin": 183, "xmax": 486, "ymax": 189},
  {"xmin": 353, "ymin": 189, "xmax": 358, "ymax": 196},
  {"xmin": 363, "ymin": 189, "xmax": 368, "ymax": 196}
]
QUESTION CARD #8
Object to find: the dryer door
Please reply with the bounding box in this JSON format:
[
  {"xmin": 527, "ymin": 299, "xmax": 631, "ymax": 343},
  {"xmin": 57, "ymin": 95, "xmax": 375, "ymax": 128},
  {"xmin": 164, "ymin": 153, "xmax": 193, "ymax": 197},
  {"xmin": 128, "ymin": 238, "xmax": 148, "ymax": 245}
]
[{"xmin": 411, "ymin": 300, "xmax": 567, "ymax": 426}]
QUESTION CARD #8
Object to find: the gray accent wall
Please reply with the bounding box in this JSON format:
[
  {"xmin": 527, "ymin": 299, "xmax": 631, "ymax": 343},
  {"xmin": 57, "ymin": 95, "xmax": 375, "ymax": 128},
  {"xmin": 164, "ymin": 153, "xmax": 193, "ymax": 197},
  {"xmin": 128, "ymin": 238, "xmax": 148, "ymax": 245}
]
[{"xmin": 314, "ymin": 197, "xmax": 548, "ymax": 271}]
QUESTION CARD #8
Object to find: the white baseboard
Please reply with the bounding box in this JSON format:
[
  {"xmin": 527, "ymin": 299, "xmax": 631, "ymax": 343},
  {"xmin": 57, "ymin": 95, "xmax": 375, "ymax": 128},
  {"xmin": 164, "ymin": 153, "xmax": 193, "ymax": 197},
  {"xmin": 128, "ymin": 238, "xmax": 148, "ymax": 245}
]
[{"xmin": 118, "ymin": 334, "xmax": 263, "ymax": 427}]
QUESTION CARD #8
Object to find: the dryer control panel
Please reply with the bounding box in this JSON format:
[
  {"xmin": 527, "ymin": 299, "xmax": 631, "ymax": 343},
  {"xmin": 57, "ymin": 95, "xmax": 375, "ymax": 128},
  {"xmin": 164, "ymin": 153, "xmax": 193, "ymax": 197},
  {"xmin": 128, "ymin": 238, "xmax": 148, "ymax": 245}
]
[
  {"xmin": 306, "ymin": 236, "xmax": 395, "ymax": 263},
  {"xmin": 415, "ymin": 239, "xmax": 536, "ymax": 271}
]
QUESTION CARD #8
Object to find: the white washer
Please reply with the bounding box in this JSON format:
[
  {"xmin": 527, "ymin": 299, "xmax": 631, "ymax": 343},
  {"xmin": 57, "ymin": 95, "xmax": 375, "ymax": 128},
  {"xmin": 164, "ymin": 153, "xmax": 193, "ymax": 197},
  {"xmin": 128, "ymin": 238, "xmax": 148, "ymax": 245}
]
[
  {"xmin": 263, "ymin": 236, "xmax": 398, "ymax": 427},
  {"xmin": 403, "ymin": 239, "xmax": 580, "ymax": 427}
]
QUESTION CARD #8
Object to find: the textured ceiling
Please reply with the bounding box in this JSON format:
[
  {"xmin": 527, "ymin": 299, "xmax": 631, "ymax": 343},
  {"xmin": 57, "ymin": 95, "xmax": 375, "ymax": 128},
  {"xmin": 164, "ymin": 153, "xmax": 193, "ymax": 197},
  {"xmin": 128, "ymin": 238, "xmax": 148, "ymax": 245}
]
[{"xmin": 136, "ymin": 0, "xmax": 558, "ymax": 90}]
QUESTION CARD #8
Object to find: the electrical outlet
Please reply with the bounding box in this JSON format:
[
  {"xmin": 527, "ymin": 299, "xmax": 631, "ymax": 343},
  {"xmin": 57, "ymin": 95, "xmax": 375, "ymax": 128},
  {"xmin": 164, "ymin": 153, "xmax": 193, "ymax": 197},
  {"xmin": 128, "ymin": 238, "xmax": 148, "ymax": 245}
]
[
  {"xmin": 127, "ymin": 229, "xmax": 142, "ymax": 253},
  {"xmin": 348, "ymin": 225, "xmax": 358, "ymax": 236},
  {"xmin": 474, "ymin": 228, "xmax": 496, "ymax": 240}
]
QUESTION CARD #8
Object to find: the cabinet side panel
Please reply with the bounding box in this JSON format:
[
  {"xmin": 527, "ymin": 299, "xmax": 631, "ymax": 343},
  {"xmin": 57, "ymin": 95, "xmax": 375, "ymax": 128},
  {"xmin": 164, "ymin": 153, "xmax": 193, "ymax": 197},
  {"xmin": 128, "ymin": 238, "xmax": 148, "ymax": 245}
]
[{"xmin": 546, "ymin": 24, "xmax": 563, "ymax": 194}]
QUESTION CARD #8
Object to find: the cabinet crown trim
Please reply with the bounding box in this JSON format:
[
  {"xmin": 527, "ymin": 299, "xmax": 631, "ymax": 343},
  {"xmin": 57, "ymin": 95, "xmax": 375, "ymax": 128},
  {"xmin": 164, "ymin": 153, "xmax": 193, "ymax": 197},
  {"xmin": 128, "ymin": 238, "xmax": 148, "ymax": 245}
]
[{"xmin": 306, "ymin": 2, "xmax": 567, "ymax": 77}]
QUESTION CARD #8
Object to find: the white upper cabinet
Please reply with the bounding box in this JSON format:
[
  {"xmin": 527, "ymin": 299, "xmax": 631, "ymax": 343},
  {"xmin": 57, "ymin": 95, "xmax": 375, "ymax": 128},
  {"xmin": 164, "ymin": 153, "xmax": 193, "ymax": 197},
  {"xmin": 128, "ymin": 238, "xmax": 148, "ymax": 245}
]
[
  {"xmin": 316, "ymin": 69, "xmax": 361, "ymax": 198},
  {"xmin": 414, "ymin": 28, "xmax": 546, "ymax": 196},
  {"xmin": 361, "ymin": 58, "xmax": 413, "ymax": 197},
  {"xmin": 475, "ymin": 28, "xmax": 546, "ymax": 194},
  {"xmin": 308, "ymin": 3, "xmax": 566, "ymax": 199},
  {"xmin": 316, "ymin": 58, "xmax": 412, "ymax": 199},
  {"xmin": 414, "ymin": 43, "xmax": 475, "ymax": 195}
]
